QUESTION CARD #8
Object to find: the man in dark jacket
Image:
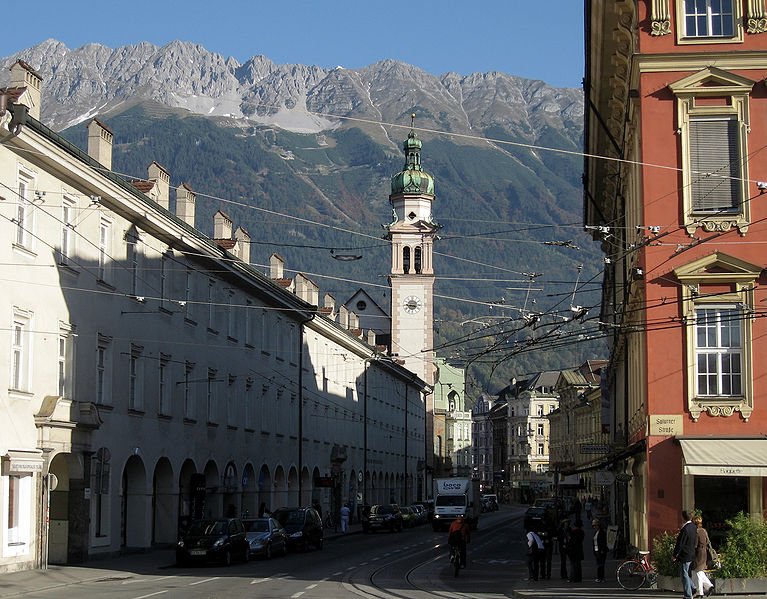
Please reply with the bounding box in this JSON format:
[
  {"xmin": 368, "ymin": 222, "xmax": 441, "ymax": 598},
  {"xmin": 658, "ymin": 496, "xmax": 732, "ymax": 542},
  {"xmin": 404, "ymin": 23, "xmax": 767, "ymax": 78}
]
[
  {"xmin": 673, "ymin": 510, "xmax": 697, "ymax": 599},
  {"xmin": 592, "ymin": 518, "xmax": 608, "ymax": 582}
]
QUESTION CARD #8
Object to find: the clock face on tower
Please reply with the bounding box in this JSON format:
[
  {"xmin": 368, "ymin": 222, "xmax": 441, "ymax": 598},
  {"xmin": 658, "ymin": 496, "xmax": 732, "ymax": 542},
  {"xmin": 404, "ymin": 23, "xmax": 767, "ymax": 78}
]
[{"xmin": 403, "ymin": 295, "xmax": 423, "ymax": 314}]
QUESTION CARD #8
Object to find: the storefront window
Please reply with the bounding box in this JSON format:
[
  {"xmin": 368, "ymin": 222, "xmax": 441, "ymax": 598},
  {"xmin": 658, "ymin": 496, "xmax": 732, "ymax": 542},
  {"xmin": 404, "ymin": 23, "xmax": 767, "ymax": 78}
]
[{"xmin": 694, "ymin": 475, "xmax": 748, "ymax": 546}]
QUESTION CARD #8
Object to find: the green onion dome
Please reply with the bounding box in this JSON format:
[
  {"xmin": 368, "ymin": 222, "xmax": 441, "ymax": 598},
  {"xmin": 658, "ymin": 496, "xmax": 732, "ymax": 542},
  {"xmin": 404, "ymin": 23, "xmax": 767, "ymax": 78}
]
[{"xmin": 390, "ymin": 125, "xmax": 435, "ymax": 197}]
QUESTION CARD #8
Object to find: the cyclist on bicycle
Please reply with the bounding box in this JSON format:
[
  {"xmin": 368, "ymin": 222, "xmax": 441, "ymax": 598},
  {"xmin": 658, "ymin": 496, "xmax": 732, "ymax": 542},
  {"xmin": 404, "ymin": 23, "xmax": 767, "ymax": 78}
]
[{"xmin": 448, "ymin": 514, "xmax": 471, "ymax": 568}]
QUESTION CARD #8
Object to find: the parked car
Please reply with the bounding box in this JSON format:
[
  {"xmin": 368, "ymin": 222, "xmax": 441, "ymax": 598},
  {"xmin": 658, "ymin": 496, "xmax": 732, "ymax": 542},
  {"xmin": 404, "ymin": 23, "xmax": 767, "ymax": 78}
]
[
  {"xmin": 409, "ymin": 504, "xmax": 427, "ymax": 525},
  {"xmin": 243, "ymin": 517, "xmax": 288, "ymax": 559},
  {"xmin": 272, "ymin": 507, "xmax": 324, "ymax": 551},
  {"xmin": 413, "ymin": 500, "xmax": 434, "ymax": 521},
  {"xmin": 175, "ymin": 518, "xmax": 249, "ymax": 566},
  {"xmin": 363, "ymin": 504, "xmax": 403, "ymax": 533},
  {"xmin": 401, "ymin": 506, "xmax": 416, "ymax": 528}
]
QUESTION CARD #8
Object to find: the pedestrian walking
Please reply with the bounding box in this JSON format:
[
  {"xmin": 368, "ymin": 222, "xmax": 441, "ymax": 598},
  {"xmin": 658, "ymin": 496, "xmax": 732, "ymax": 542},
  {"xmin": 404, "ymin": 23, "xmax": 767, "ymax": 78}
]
[
  {"xmin": 525, "ymin": 526, "xmax": 544, "ymax": 581},
  {"xmin": 567, "ymin": 519, "xmax": 584, "ymax": 582},
  {"xmin": 673, "ymin": 510, "xmax": 697, "ymax": 599},
  {"xmin": 592, "ymin": 518, "xmax": 608, "ymax": 582},
  {"xmin": 691, "ymin": 513, "xmax": 714, "ymax": 597},
  {"xmin": 340, "ymin": 503, "xmax": 351, "ymax": 533},
  {"xmin": 557, "ymin": 518, "xmax": 569, "ymax": 580}
]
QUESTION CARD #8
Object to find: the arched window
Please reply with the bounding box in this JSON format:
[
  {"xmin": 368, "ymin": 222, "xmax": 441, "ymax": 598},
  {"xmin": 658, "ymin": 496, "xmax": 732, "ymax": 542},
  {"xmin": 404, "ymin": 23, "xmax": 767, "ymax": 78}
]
[
  {"xmin": 403, "ymin": 246, "xmax": 411, "ymax": 274},
  {"xmin": 414, "ymin": 246, "xmax": 422, "ymax": 273}
]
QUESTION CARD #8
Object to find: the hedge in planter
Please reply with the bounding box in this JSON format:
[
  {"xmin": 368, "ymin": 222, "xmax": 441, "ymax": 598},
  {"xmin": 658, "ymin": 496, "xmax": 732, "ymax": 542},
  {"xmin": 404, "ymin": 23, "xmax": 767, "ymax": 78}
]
[
  {"xmin": 717, "ymin": 512, "xmax": 767, "ymax": 579},
  {"xmin": 652, "ymin": 531, "xmax": 678, "ymax": 577}
]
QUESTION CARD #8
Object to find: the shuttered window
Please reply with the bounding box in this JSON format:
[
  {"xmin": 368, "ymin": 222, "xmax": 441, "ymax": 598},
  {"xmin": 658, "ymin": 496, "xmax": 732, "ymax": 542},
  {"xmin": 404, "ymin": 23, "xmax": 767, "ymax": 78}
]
[{"xmin": 689, "ymin": 117, "xmax": 741, "ymax": 213}]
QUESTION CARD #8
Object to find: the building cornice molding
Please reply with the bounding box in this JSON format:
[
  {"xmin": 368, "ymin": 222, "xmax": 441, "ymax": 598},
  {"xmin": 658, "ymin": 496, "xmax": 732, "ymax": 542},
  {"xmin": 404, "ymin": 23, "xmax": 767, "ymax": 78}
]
[{"xmin": 634, "ymin": 52, "xmax": 767, "ymax": 78}]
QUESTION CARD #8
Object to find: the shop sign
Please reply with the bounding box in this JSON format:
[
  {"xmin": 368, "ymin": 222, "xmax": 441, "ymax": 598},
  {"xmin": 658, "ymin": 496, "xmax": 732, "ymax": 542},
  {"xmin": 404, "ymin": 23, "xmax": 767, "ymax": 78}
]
[
  {"xmin": 649, "ymin": 414, "xmax": 682, "ymax": 436},
  {"xmin": 8, "ymin": 459, "xmax": 43, "ymax": 473}
]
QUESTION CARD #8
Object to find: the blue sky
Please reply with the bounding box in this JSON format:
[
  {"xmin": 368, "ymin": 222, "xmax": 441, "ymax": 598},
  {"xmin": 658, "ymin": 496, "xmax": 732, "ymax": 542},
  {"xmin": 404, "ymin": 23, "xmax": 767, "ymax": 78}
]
[{"xmin": 7, "ymin": 1, "xmax": 584, "ymax": 88}]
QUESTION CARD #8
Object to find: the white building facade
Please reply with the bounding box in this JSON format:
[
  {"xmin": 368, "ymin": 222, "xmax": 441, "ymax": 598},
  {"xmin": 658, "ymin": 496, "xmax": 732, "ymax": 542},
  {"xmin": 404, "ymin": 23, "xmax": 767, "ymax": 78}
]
[{"xmin": 0, "ymin": 62, "xmax": 426, "ymax": 573}]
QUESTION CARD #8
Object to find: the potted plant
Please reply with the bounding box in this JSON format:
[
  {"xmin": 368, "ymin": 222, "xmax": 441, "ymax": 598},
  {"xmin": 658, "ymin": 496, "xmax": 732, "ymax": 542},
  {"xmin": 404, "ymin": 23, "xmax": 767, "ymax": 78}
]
[
  {"xmin": 652, "ymin": 531, "xmax": 683, "ymax": 592},
  {"xmin": 714, "ymin": 512, "xmax": 767, "ymax": 595}
]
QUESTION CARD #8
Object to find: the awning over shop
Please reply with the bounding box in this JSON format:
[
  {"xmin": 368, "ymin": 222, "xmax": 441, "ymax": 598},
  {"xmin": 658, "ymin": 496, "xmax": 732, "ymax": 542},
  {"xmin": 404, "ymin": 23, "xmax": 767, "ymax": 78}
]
[{"xmin": 678, "ymin": 438, "xmax": 767, "ymax": 477}]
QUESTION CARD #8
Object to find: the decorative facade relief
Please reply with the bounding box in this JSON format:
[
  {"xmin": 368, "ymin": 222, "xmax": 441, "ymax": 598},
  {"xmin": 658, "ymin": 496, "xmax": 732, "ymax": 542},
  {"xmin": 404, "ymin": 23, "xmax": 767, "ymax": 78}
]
[
  {"xmin": 747, "ymin": 0, "xmax": 767, "ymax": 33},
  {"xmin": 650, "ymin": 0, "xmax": 671, "ymax": 35}
]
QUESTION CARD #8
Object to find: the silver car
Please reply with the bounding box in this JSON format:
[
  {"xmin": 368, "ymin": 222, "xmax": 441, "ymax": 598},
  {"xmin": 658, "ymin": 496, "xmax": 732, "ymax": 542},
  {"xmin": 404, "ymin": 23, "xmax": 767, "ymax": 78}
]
[{"xmin": 243, "ymin": 517, "xmax": 288, "ymax": 559}]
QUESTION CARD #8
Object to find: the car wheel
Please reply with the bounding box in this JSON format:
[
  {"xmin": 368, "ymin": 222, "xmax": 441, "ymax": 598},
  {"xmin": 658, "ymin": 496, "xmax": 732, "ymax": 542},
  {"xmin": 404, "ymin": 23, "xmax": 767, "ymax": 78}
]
[
  {"xmin": 265, "ymin": 543, "xmax": 272, "ymax": 560},
  {"xmin": 223, "ymin": 550, "xmax": 232, "ymax": 566}
]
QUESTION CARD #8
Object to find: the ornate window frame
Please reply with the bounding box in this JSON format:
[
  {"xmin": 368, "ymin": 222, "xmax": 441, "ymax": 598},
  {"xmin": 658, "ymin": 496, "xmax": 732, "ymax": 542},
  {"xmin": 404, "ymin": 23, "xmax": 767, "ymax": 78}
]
[
  {"xmin": 669, "ymin": 67, "xmax": 754, "ymax": 236},
  {"xmin": 675, "ymin": 252, "xmax": 760, "ymax": 421},
  {"xmin": 675, "ymin": 0, "xmax": 744, "ymax": 44}
]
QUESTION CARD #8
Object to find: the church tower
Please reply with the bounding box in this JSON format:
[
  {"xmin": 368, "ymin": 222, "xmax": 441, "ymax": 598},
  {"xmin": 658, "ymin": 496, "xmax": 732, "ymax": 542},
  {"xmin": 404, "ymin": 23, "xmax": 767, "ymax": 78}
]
[{"xmin": 386, "ymin": 118, "xmax": 438, "ymax": 386}]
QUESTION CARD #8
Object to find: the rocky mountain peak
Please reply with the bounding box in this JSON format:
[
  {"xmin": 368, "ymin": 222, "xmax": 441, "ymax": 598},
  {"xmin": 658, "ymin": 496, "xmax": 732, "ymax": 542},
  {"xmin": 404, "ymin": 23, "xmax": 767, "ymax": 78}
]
[{"xmin": 0, "ymin": 39, "xmax": 582, "ymax": 142}]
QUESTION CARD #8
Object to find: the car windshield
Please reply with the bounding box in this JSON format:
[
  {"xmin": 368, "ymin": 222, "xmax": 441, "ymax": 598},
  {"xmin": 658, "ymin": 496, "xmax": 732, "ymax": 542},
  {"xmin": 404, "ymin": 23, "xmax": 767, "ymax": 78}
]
[
  {"xmin": 527, "ymin": 507, "xmax": 546, "ymax": 516},
  {"xmin": 188, "ymin": 520, "xmax": 226, "ymax": 536},
  {"xmin": 244, "ymin": 520, "xmax": 268, "ymax": 533},
  {"xmin": 436, "ymin": 495, "xmax": 466, "ymax": 507},
  {"xmin": 375, "ymin": 505, "xmax": 395, "ymax": 515}
]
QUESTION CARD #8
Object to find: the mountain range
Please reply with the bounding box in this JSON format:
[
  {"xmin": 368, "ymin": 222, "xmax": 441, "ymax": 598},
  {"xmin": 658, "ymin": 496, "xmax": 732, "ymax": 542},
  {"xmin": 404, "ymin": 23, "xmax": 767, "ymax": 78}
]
[{"xmin": 1, "ymin": 39, "xmax": 603, "ymax": 390}]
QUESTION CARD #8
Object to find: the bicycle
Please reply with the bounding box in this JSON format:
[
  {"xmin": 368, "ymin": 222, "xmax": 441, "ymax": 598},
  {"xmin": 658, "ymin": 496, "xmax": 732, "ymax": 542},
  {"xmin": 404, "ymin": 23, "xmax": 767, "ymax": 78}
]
[
  {"xmin": 448, "ymin": 542, "xmax": 461, "ymax": 577},
  {"xmin": 616, "ymin": 549, "xmax": 657, "ymax": 590}
]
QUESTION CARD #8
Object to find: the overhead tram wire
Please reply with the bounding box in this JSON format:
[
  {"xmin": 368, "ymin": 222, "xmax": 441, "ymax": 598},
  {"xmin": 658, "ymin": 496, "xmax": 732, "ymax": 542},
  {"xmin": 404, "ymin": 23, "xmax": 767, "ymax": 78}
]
[{"xmin": 10, "ymin": 100, "xmax": 762, "ymax": 340}]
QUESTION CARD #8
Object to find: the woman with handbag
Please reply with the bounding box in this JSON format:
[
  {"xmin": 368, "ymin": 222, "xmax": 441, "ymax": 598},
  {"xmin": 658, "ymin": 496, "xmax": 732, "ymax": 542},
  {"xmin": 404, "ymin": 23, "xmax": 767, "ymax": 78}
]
[{"xmin": 692, "ymin": 513, "xmax": 714, "ymax": 597}]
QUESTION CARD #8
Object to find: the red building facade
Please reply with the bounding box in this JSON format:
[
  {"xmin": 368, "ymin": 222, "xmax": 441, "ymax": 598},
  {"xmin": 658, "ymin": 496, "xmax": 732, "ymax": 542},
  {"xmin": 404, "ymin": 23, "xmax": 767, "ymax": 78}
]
[{"xmin": 585, "ymin": 0, "xmax": 767, "ymax": 551}]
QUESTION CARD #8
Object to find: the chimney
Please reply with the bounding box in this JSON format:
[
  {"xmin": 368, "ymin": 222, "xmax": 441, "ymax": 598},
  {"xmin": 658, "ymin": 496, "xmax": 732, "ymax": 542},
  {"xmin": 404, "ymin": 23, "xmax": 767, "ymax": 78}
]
[
  {"xmin": 10, "ymin": 60, "xmax": 41, "ymax": 120},
  {"xmin": 367, "ymin": 330, "xmax": 377, "ymax": 346},
  {"xmin": 214, "ymin": 210, "xmax": 233, "ymax": 240},
  {"xmin": 295, "ymin": 273, "xmax": 310, "ymax": 302},
  {"xmin": 338, "ymin": 304, "xmax": 349, "ymax": 329},
  {"xmin": 294, "ymin": 274, "xmax": 319, "ymax": 305},
  {"xmin": 323, "ymin": 293, "xmax": 336, "ymax": 314},
  {"xmin": 148, "ymin": 162, "xmax": 170, "ymax": 210},
  {"xmin": 270, "ymin": 253, "xmax": 284, "ymax": 279},
  {"xmin": 176, "ymin": 183, "xmax": 196, "ymax": 226},
  {"xmin": 87, "ymin": 119, "xmax": 113, "ymax": 170},
  {"xmin": 349, "ymin": 312, "xmax": 360, "ymax": 330},
  {"xmin": 307, "ymin": 279, "xmax": 319, "ymax": 306},
  {"xmin": 234, "ymin": 226, "xmax": 250, "ymax": 263}
]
